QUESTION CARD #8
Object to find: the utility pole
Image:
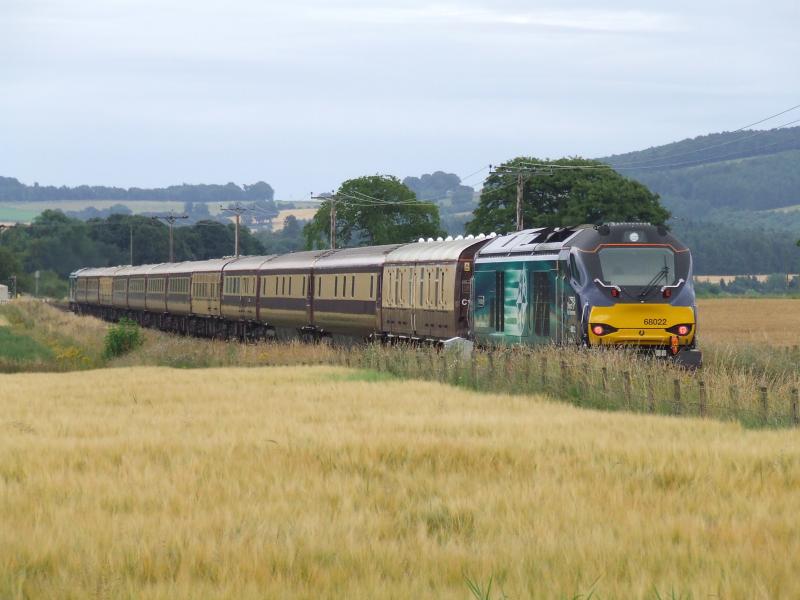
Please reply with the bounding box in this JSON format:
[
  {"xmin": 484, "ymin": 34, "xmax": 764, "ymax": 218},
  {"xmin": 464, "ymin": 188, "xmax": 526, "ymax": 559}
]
[
  {"xmin": 153, "ymin": 212, "xmax": 189, "ymax": 262},
  {"xmin": 491, "ymin": 164, "xmax": 558, "ymax": 231},
  {"xmin": 221, "ymin": 203, "xmax": 249, "ymax": 258},
  {"xmin": 129, "ymin": 222, "xmax": 134, "ymax": 265},
  {"xmin": 311, "ymin": 193, "xmax": 337, "ymax": 249}
]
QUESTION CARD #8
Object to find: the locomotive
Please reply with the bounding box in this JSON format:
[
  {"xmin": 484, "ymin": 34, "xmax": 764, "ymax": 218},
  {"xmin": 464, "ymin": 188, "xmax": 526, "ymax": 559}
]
[{"xmin": 70, "ymin": 222, "xmax": 701, "ymax": 365}]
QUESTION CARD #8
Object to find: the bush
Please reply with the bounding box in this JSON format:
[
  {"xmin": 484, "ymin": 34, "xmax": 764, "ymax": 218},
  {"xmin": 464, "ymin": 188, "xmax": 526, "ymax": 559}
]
[{"xmin": 103, "ymin": 318, "xmax": 143, "ymax": 359}]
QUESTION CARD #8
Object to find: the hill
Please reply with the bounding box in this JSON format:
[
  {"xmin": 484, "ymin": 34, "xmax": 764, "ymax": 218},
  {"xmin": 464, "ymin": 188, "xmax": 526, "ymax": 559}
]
[{"xmin": 602, "ymin": 126, "xmax": 800, "ymax": 217}]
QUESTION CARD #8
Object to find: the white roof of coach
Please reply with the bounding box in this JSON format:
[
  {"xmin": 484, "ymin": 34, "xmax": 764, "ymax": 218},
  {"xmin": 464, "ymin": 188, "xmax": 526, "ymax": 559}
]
[
  {"xmin": 77, "ymin": 266, "xmax": 128, "ymax": 277},
  {"xmin": 114, "ymin": 264, "xmax": 164, "ymax": 277},
  {"xmin": 222, "ymin": 255, "xmax": 279, "ymax": 272},
  {"xmin": 259, "ymin": 249, "xmax": 334, "ymax": 271},
  {"xmin": 314, "ymin": 244, "xmax": 403, "ymax": 269},
  {"xmin": 385, "ymin": 237, "xmax": 489, "ymax": 264}
]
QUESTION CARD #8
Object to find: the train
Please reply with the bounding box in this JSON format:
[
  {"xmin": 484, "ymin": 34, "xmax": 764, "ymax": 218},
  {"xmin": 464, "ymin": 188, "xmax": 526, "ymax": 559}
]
[{"xmin": 70, "ymin": 222, "xmax": 702, "ymax": 366}]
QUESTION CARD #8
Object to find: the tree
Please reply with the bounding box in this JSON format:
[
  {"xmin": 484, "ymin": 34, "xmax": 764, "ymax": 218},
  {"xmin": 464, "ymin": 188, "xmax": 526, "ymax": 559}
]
[
  {"xmin": 303, "ymin": 175, "xmax": 444, "ymax": 249},
  {"xmin": 466, "ymin": 157, "xmax": 669, "ymax": 235},
  {"xmin": 0, "ymin": 246, "xmax": 22, "ymax": 283}
]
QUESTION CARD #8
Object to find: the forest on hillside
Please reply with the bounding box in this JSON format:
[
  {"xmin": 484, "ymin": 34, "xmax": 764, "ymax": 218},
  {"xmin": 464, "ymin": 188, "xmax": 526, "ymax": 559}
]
[{"xmin": 602, "ymin": 126, "xmax": 800, "ymax": 220}]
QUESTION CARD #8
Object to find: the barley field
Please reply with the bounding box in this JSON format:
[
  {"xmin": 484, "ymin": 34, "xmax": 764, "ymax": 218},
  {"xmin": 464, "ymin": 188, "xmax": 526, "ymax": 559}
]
[
  {"xmin": 1, "ymin": 366, "xmax": 800, "ymax": 599},
  {"xmin": 696, "ymin": 298, "xmax": 800, "ymax": 346}
]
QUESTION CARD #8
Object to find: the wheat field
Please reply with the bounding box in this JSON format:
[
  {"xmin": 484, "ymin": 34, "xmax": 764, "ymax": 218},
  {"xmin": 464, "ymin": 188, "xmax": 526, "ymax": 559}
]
[{"xmin": 2, "ymin": 366, "xmax": 800, "ymax": 598}]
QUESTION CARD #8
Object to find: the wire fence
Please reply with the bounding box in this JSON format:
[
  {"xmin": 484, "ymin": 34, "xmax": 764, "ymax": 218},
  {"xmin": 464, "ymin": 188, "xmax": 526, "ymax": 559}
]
[{"xmin": 317, "ymin": 343, "xmax": 800, "ymax": 430}]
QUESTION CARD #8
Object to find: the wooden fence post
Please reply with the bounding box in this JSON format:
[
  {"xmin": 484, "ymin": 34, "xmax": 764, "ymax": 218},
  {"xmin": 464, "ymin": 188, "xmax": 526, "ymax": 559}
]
[
  {"xmin": 673, "ymin": 379, "xmax": 682, "ymax": 415},
  {"xmin": 488, "ymin": 351, "xmax": 495, "ymax": 386},
  {"xmin": 541, "ymin": 356, "xmax": 548, "ymax": 388},
  {"xmin": 523, "ymin": 357, "xmax": 531, "ymax": 389},
  {"xmin": 729, "ymin": 385, "xmax": 739, "ymax": 420},
  {"xmin": 470, "ymin": 353, "xmax": 477, "ymax": 388},
  {"xmin": 791, "ymin": 388, "xmax": 799, "ymax": 427},
  {"xmin": 647, "ymin": 380, "xmax": 655, "ymax": 413},
  {"xmin": 623, "ymin": 371, "xmax": 632, "ymax": 408},
  {"xmin": 760, "ymin": 386, "xmax": 769, "ymax": 425},
  {"xmin": 560, "ymin": 360, "xmax": 568, "ymax": 394},
  {"xmin": 699, "ymin": 380, "xmax": 707, "ymax": 418},
  {"xmin": 601, "ymin": 367, "xmax": 608, "ymax": 396}
]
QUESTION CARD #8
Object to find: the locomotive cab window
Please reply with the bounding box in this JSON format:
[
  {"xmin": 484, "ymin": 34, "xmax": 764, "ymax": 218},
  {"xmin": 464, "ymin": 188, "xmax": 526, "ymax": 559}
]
[
  {"xmin": 569, "ymin": 254, "xmax": 583, "ymax": 285},
  {"xmin": 598, "ymin": 247, "xmax": 676, "ymax": 287}
]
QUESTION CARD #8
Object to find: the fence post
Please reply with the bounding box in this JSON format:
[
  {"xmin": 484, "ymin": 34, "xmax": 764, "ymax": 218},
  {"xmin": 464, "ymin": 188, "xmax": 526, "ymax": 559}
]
[
  {"xmin": 601, "ymin": 367, "xmax": 608, "ymax": 397},
  {"xmin": 488, "ymin": 351, "xmax": 495, "ymax": 387},
  {"xmin": 760, "ymin": 386, "xmax": 769, "ymax": 425},
  {"xmin": 673, "ymin": 379, "xmax": 682, "ymax": 415},
  {"xmin": 729, "ymin": 385, "xmax": 739, "ymax": 420},
  {"xmin": 699, "ymin": 380, "xmax": 707, "ymax": 418},
  {"xmin": 470, "ymin": 353, "xmax": 477, "ymax": 389},
  {"xmin": 623, "ymin": 371, "xmax": 632, "ymax": 408},
  {"xmin": 647, "ymin": 380, "xmax": 655, "ymax": 413},
  {"xmin": 791, "ymin": 388, "xmax": 799, "ymax": 427},
  {"xmin": 541, "ymin": 356, "xmax": 548, "ymax": 389},
  {"xmin": 523, "ymin": 356, "xmax": 531, "ymax": 389},
  {"xmin": 560, "ymin": 360, "xmax": 568, "ymax": 394},
  {"xmin": 440, "ymin": 354, "xmax": 447, "ymax": 383}
]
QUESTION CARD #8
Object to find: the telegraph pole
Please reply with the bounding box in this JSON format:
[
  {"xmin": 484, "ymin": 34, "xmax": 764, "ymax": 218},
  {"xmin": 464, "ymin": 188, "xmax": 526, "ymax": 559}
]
[
  {"xmin": 491, "ymin": 164, "xmax": 558, "ymax": 231},
  {"xmin": 311, "ymin": 193, "xmax": 337, "ymax": 249},
  {"xmin": 221, "ymin": 203, "xmax": 249, "ymax": 258},
  {"xmin": 129, "ymin": 222, "xmax": 134, "ymax": 265},
  {"xmin": 153, "ymin": 212, "xmax": 189, "ymax": 262}
]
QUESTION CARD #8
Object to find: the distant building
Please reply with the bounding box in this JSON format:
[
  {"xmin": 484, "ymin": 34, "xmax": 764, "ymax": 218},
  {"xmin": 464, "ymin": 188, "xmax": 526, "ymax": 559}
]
[{"xmin": 0, "ymin": 284, "xmax": 8, "ymax": 303}]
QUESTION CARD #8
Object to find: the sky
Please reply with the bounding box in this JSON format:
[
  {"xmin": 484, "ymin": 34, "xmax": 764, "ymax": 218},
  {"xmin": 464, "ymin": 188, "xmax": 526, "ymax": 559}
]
[{"xmin": 2, "ymin": 0, "xmax": 799, "ymax": 199}]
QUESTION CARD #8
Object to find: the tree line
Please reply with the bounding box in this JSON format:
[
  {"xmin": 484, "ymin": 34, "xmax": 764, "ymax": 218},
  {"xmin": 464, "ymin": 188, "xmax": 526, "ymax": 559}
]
[
  {"xmin": 0, "ymin": 176, "xmax": 274, "ymax": 203},
  {"xmin": 2, "ymin": 158, "xmax": 798, "ymax": 298},
  {"xmin": 0, "ymin": 211, "xmax": 265, "ymax": 297}
]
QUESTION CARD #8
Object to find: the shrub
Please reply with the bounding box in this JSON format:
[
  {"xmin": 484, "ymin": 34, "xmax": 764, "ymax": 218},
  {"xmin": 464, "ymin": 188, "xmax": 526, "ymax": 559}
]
[{"xmin": 103, "ymin": 318, "xmax": 143, "ymax": 359}]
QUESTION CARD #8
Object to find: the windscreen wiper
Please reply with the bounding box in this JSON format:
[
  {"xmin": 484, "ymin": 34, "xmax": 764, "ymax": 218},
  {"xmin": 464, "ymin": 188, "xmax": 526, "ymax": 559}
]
[{"xmin": 639, "ymin": 263, "xmax": 669, "ymax": 299}]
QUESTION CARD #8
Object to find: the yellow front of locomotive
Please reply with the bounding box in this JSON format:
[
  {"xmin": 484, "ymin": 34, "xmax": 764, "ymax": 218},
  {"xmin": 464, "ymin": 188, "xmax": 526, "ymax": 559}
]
[{"xmin": 570, "ymin": 224, "xmax": 700, "ymax": 366}]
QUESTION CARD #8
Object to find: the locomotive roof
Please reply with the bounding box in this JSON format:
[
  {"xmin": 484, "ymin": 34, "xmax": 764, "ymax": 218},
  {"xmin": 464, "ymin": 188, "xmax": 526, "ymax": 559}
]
[
  {"xmin": 385, "ymin": 237, "xmax": 489, "ymax": 264},
  {"xmin": 477, "ymin": 227, "xmax": 585, "ymax": 257},
  {"xmin": 314, "ymin": 244, "xmax": 403, "ymax": 269},
  {"xmin": 568, "ymin": 223, "xmax": 688, "ymax": 252},
  {"xmin": 477, "ymin": 223, "xmax": 685, "ymax": 257}
]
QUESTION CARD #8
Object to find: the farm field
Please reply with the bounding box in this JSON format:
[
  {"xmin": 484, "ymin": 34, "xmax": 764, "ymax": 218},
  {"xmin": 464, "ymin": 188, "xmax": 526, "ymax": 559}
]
[
  {"xmin": 0, "ymin": 200, "xmax": 321, "ymax": 224},
  {"xmin": 0, "ymin": 200, "xmax": 190, "ymax": 222},
  {"xmin": 271, "ymin": 207, "xmax": 319, "ymax": 230},
  {"xmin": 696, "ymin": 297, "xmax": 800, "ymax": 346},
  {"xmin": 2, "ymin": 366, "xmax": 800, "ymax": 599}
]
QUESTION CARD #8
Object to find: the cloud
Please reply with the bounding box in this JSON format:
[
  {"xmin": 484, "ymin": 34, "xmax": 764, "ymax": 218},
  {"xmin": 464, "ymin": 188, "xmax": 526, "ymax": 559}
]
[{"xmin": 307, "ymin": 4, "xmax": 679, "ymax": 33}]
